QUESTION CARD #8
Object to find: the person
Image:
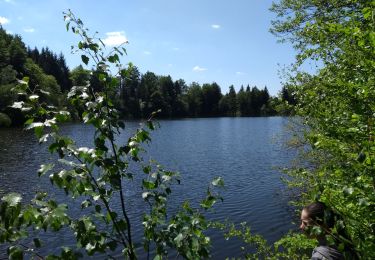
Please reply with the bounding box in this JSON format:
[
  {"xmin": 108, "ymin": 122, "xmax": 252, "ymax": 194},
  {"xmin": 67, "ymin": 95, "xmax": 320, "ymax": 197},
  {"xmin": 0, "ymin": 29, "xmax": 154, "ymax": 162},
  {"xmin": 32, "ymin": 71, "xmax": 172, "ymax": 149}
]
[{"xmin": 300, "ymin": 202, "xmax": 344, "ymax": 260}]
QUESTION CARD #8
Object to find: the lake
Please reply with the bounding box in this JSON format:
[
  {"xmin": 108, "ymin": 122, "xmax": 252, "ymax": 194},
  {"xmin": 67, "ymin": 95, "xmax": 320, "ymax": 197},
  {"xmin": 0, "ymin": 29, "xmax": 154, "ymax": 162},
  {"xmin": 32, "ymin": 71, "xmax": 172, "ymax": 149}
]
[{"xmin": 0, "ymin": 117, "xmax": 296, "ymax": 259}]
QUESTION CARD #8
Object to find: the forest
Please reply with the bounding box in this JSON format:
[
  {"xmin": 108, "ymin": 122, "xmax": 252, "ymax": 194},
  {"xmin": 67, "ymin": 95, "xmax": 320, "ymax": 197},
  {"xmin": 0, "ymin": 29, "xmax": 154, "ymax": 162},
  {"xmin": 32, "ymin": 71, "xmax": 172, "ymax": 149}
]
[{"xmin": 0, "ymin": 27, "xmax": 295, "ymax": 127}]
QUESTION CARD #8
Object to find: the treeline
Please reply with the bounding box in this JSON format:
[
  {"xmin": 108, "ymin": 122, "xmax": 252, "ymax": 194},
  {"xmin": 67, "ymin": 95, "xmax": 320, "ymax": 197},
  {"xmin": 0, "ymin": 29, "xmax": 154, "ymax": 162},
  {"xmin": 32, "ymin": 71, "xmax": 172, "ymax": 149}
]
[
  {"xmin": 0, "ymin": 27, "xmax": 294, "ymax": 126},
  {"xmin": 71, "ymin": 64, "xmax": 286, "ymax": 118}
]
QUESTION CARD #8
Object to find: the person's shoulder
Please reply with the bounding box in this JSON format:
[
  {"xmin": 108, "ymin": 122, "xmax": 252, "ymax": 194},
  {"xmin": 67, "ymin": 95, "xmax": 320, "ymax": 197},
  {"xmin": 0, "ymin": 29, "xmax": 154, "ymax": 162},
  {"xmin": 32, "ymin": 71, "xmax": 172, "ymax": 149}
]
[{"xmin": 311, "ymin": 245, "xmax": 344, "ymax": 260}]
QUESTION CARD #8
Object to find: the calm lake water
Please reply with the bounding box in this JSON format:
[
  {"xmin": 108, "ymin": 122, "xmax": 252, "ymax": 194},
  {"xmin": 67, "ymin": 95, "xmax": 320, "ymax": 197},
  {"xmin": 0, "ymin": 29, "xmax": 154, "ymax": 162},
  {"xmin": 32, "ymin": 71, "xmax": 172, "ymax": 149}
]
[{"xmin": 0, "ymin": 117, "xmax": 296, "ymax": 258}]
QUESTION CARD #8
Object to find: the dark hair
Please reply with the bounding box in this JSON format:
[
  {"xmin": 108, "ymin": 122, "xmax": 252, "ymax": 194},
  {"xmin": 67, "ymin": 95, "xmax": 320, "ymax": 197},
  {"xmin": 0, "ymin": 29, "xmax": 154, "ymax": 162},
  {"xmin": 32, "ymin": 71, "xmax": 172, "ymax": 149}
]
[
  {"xmin": 304, "ymin": 202, "xmax": 334, "ymax": 228},
  {"xmin": 304, "ymin": 202, "xmax": 359, "ymax": 259}
]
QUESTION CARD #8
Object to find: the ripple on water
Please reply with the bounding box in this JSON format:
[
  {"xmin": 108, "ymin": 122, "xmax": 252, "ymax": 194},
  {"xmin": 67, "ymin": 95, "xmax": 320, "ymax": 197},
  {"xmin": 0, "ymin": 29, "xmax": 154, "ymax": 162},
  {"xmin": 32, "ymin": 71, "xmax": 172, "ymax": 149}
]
[{"xmin": 0, "ymin": 117, "xmax": 296, "ymax": 259}]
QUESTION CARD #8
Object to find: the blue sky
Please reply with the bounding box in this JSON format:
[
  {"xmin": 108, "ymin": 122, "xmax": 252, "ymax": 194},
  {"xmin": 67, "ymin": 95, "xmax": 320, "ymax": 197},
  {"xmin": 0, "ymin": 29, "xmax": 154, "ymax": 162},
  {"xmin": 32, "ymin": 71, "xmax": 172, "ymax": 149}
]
[{"xmin": 1, "ymin": 0, "xmax": 300, "ymax": 95}]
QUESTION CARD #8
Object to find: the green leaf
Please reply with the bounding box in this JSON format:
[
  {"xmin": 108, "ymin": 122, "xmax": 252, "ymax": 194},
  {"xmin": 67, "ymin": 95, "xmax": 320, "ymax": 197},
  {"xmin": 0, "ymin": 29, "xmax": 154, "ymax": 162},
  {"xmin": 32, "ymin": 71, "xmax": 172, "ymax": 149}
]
[
  {"xmin": 81, "ymin": 199, "xmax": 92, "ymax": 209},
  {"xmin": 343, "ymin": 187, "xmax": 354, "ymax": 195},
  {"xmin": 81, "ymin": 55, "xmax": 89, "ymax": 65},
  {"xmin": 34, "ymin": 126, "xmax": 44, "ymax": 139},
  {"xmin": 38, "ymin": 163, "xmax": 55, "ymax": 177},
  {"xmin": 108, "ymin": 54, "xmax": 119, "ymax": 63},
  {"xmin": 174, "ymin": 233, "xmax": 184, "ymax": 246},
  {"xmin": 25, "ymin": 122, "xmax": 44, "ymax": 130},
  {"xmin": 200, "ymin": 195, "xmax": 216, "ymax": 209},
  {"xmin": 8, "ymin": 246, "xmax": 23, "ymax": 260},
  {"xmin": 2, "ymin": 193, "xmax": 22, "ymax": 206},
  {"xmin": 29, "ymin": 94, "xmax": 39, "ymax": 101},
  {"xmin": 56, "ymin": 111, "xmax": 70, "ymax": 122},
  {"xmin": 211, "ymin": 177, "xmax": 224, "ymax": 187},
  {"xmin": 147, "ymin": 120, "xmax": 155, "ymax": 130},
  {"xmin": 142, "ymin": 180, "xmax": 156, "ymax": 189},
  {"xmin": 39, "ymin": 89, "xmax": 50, "ymax": 96},
  {"xmin": 24, "ymin": 118, "xmax": 34, "ymax": 125},
  {"xmin": 39, "ymin": 134, "xmax": 50, "ymax": 143},
  {"xmin": 143, "ymin": 165, "xmax": 151, "ymax": 174},
  {"xmin": 153, "ymin": 255, "xmax": 162, "ymax": 260},
  {"xmin": 22, "ymin": 76, "xmax": 29, "ymax": 84},
  {"xmin": 11, "ymin": 101, "xmax": 24, "ymax": 109},
  {"xmin": 33, "ymin": 238, "xmax": 42, "ymax": 248}
]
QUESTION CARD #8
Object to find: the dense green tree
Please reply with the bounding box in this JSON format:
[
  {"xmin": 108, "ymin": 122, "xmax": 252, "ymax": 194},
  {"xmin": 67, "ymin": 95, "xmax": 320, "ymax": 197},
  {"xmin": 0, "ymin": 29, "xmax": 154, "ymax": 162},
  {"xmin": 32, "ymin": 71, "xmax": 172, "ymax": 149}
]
[
  {"xmin": 270, "ymin": 0, "xmax": 375, "ymax": 257},
  {"xmin": 201, "ymin": 82, "xmax": 222, "ymax": 116},
  {"xmin": 259, "ymin": 87, "xmax": 270, "ymax": 115},
  {"xmin": 0, "ymin": 28, "xmax": 67, "ymax": 125},
  {"xmin": 227, "ymin": 85, "xmax": 237, "ymax": 116},
  {"xmin": 244, "ymin": 85, "xmax": 253, "ymax": 116},
  {"xmin": 9, "ymin": 35, "xmax": 27, "ymax": 73},
  {"xmin": 280, "ymin": 85, "xmax": 296, "ymax": 105},
  {"xmin": 172, "ymin": 79, "xmax": 188, "ymax": 117},
  {"xmin": 0, "ymin": 65, "xmax": 17, "ymax": 118},
  {"xmin": 23, "ymin": 58, "xmax": 62, "ymax": 105},
  {"xmin": 237, "ymin": 85, "xmax": 247, "ymax": 116},
  {"xmin": 0, "ymin": 28, "xmax": 11, "ymax": 67},
  {"xmin": 120, "ymin": 64, "xmax": 141, "ymax": 117},
  {"xmin": 218, "ymin": 94, "xmax": 229, "ymax": 115},
  {"xmin": 138, "ymin": 71, "xmax": 158, "ymax": 117},
  {"xmin": 157, "ymin": 75, "xmax": 174, "ymax": 117},
  {"xmin": 28, "ymin": 47, "xmax": 72, "ymax": 92},
  {"xmin": 56, "ymin": 53, "xmax": 72, "ymax": 92},
  {"xmin": 185, "ymin": 82, "xmax": 203, "ymax": 117},
  {"xmin": 69, "ymin": 65, "xmax": 90, "ymax": 86},
  {"xmin": 250, "ymin": 86, "xmax": 261, "ymax": 116},
  {"xmin": 0, "ymin": 26, "xmax": 286, "ymax": 125},
  {"xmin": 174, "ymin": 78, "xmax": 187, "ymax": 95}
]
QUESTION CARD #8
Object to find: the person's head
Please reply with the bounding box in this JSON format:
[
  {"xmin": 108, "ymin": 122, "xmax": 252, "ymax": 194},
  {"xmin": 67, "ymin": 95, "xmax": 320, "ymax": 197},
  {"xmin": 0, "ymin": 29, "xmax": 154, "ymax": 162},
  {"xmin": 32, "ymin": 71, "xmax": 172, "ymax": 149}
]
[{"xmin": 300, "ymin": 201, "xmax": 329, "ymax": 232}]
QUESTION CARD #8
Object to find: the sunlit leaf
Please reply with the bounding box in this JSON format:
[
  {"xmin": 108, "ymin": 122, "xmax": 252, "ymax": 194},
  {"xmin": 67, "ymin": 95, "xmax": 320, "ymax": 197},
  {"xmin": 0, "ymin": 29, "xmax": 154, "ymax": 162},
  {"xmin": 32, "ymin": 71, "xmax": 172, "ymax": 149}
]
[{"xmin": 2, "ymin": 193, "xmax": 22, "ymax": 206}]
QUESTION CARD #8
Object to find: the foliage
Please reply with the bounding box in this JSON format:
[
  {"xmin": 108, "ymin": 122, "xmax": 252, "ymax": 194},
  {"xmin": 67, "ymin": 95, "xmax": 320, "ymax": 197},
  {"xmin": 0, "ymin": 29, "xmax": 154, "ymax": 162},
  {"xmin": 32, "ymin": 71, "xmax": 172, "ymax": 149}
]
[
  {"xmin": 0, "ymin": 11, "xmax": 225, "ymax": 259},
  {"xmin": 116, "ymin": 72, "xmax": 274, "ymax": 118},
  {"xmin": 0, "ymin": 27, "xmax": 65, "ymax": 125},
  {"xmin": 211, "ymin": 221, "xmax": 316, "ymax": 259},
  {"xmin": 27, "ymin": 47, "xmax": 72, "ymax": 92},
  {"xmin": 270, "ymin": 0, "xmax": 375, "ymax": 258},
  {"xmin": 69, "ymin": 65, "xmax": 90, "ymax": 86},
  {"xmin": 0, "ymin": 26, "xmax": 290, "ymax": 127}
]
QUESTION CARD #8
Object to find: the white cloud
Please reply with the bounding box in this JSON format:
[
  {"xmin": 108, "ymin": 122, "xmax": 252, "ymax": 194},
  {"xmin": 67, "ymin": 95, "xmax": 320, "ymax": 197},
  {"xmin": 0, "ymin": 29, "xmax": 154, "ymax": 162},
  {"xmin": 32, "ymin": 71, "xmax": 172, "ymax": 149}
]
[
  {"xmin": 193, "ymin": 66, "xmax": 207, "ymax": 72},
  {"xmin": 102, "ymin": 31, "xmax": 128, "ymax": 47},
  {"xmin": 0, "ymin": 16, "xmax": 10, "ymax": 25},
  {"xmin": 24, "ymin": 27, "xmax": 35, "ymax": 33},
  {"xmin": 143, "ymin": 51, "xmax": 151, "ymax": 55},
  {"xmin": 211, "ymin": 24, "xmax": 221, "ymax": 29}
]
